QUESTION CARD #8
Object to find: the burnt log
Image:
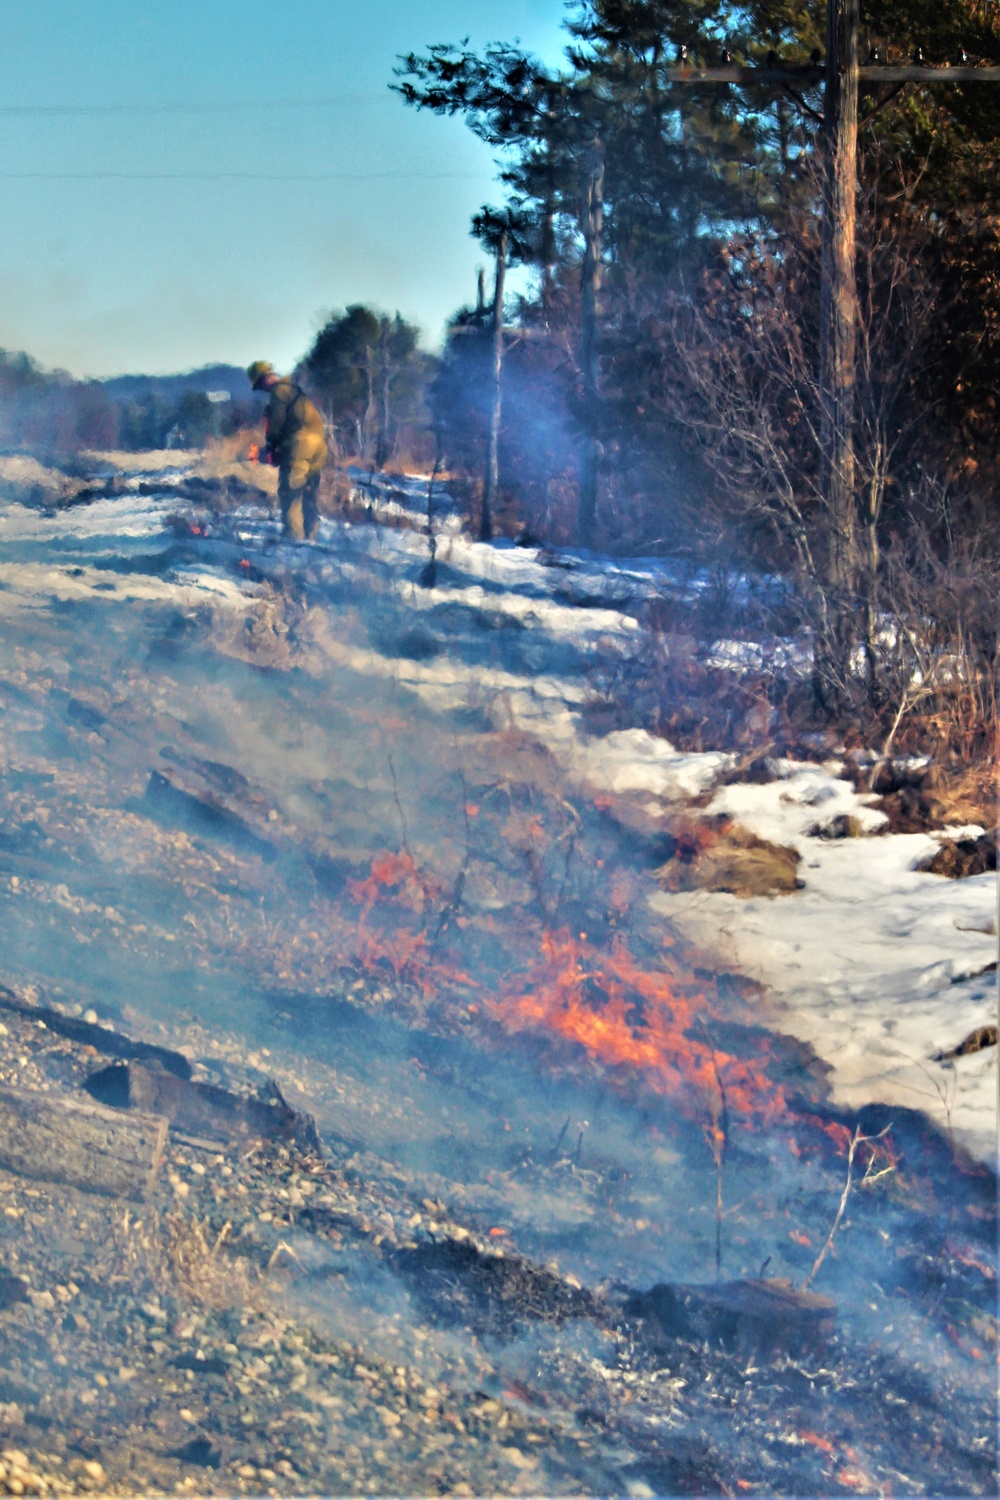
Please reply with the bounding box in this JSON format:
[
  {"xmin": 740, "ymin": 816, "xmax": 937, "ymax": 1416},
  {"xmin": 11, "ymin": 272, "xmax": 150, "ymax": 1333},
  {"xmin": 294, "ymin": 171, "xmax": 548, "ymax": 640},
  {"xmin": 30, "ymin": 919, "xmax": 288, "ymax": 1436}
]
[
  {"xmin": 0, "ymin": 1085, "xmax": 167, "ymax": 1200},
  {"xmin": 83, "ymin": 1060, "xmax": 321, "ymax": 1154},
  {"xmin": 143, "ymin": 771, "xmax": 275, "ymax": 860},
  {"xmin": 626, "ymin": 1277, "xmax": 836, "ymax": 1358},
  {"xmin": 158, "ymin": 747, "xmax": 256, "ymax": 801},
  {"xmin": 0, "ymin": 986, "xmax": 191, "ymax": 1079},
  {"xmin": 391, "ymin": 1236, "xmax": 595, "ymax": 1338}
]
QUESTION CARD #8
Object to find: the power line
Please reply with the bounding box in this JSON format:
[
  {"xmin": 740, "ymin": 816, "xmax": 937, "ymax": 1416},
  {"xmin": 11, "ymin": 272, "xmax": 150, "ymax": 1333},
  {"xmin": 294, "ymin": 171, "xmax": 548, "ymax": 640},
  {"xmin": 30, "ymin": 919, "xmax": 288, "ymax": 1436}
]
[
  {"xmin": 0, "ymin": 94, "xmax": 392, "ymax": 118},
  {"xmin": 0, "ymin": 170, "xmax": 483, "ymax": 182}
]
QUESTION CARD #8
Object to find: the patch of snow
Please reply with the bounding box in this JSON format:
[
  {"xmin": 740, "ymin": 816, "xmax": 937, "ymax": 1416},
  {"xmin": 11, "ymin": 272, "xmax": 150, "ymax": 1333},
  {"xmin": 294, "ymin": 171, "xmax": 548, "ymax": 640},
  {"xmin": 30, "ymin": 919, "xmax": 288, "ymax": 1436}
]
[
  {"xmin": 399, "ymin": 579, "xmax": 641, "ymax": 645},
  {"xmin": 650, "ymin": 764, "xmax": 997, "ymax": 1164},
  {"xmin": 0, "ymin": 496, "xmax": 168, "ymax": 543},
  {"xmin": 0, "ymin": 559, "xmax": 256, "ymax": 611},
  {"xmin": 570, "ymin": 728, "xmax": 732, "ymax": 801},
  {"xmin": 708, "ymin": 761, "xmax": 889, "ymax": 839},
  {"xmin": 705, "ymin": 637, "xmax": 808, "ymax": 674},
  {"xmin": 312, "ymin": 633, "xmax": 589, "ymax": 730}
]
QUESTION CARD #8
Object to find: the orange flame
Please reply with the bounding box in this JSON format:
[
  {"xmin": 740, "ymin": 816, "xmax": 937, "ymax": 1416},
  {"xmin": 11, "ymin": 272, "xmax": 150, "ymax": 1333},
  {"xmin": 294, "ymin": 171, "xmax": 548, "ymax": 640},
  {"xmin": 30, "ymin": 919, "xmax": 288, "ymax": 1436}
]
[
  {"xmin": 488, "ymin": 929, "xmax": 788, "ymax": 1136},
  {"xmin": 798, "ymin": 1431, "xmax": 836, "ymax": 1456},
  {"xmin": 346, "ymin": 850, "xmax": 469, "ymax": 995},
  {"xmin": 340, "ymin": 853, "xmax": 872, "ymax": 1158}
]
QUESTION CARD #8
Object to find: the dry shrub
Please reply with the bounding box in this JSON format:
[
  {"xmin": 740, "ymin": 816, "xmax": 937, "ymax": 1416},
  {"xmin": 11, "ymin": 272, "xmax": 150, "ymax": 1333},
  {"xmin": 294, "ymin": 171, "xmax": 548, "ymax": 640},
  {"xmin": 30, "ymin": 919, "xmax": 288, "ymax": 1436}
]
[
  {"xmin": 318, "ymin": 464, "xmax": 357, "ymax": 512},
  {"xmin": 655, "ymin": 816, "xmax": 801, "ymax": 898},
  {"xmin": 112, "ymin": 1209, "xmax": 258, "ymax": 1310},
  {"xmin": 162, "ymin": 1213, "xmax": 257, "ymax": 1309}
]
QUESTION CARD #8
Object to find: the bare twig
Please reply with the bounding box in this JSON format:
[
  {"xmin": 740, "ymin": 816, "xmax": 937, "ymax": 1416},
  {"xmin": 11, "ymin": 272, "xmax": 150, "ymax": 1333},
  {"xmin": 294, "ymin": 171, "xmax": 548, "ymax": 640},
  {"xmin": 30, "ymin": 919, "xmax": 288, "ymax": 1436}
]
[
  {"xmin": 695, "ymin": 1018, "xmax": 730, "ymax": 1280},
  {"xmin": 385, "ymin": 751, "xmax": 412, "ymax": 862},
  {"xmin": 430, "ymin": 738, "xmax": 474, "ymax": 943},
  {"xmin": 800, "ymin": 1124, "xmax": 894, "ymax": 1291}
]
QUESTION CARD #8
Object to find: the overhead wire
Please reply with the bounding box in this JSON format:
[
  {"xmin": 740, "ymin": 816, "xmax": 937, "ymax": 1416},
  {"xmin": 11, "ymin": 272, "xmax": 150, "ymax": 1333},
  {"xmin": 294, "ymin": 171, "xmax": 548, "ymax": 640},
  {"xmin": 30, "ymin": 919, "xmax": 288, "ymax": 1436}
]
[
  {"xmin": 0, "ymin": 171, "xmax": 482, "ymax": 181},
  {"xmin": 0, "ymin": 94, "xmax": 392, "ymax": 117},
  {"xmin": 0, "ymin": 92, "xmax": 483, "ymax": 183}
]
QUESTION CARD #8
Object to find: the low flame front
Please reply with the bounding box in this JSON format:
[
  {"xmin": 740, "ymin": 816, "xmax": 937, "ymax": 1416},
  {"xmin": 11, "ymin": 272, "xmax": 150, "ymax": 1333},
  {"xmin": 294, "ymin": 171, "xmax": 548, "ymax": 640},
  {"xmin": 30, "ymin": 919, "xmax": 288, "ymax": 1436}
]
[
  {"xmin": 490, "ymin": 927, "xmax": 788, "ymax": 1137},
  {"xmin": 344, "ymin": 849, "xmax": 800, "ymax": 1151}
]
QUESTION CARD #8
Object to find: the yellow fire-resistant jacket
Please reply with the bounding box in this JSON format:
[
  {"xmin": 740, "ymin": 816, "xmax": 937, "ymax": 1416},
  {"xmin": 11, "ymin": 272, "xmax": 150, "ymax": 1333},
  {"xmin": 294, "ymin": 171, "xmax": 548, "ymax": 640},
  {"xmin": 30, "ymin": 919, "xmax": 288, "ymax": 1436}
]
[{"xmin": 265, "ymin": 380, "xmax": 327, "ymax": 467}]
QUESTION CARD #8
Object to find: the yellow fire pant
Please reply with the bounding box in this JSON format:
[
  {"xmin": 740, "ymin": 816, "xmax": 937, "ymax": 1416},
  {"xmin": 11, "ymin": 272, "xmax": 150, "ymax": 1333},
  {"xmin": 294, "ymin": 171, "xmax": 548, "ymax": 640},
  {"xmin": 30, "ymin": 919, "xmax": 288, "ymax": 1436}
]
[{"xmin": 278, "ymin": 435, "xmax": 326, "ymax": 541}]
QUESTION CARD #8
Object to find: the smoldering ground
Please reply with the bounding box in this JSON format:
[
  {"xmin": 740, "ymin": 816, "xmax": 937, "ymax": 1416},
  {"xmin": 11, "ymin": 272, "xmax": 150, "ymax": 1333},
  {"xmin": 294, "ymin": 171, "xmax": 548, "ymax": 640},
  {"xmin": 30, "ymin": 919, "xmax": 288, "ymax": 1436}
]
[{"xmin": 0, "ymin": 475, "xmax": 993, "ymax": 1495}]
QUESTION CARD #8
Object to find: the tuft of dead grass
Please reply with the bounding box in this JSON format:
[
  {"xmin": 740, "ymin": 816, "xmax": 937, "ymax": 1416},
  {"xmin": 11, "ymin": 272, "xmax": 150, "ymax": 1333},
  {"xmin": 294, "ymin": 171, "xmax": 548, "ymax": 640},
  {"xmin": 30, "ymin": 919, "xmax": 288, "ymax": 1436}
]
[
  {"xmin": 113, "ymin": 1209, "xmax": 258, "ymax": 1310},
  {"xmin": 870, "ymin": 757, "xmax": 997, "ymax": 833},
  {"xmin": 195, "ymin": 432, "xmax": 276, "ymax": 495},
  {"xmin": 918, "ymin": 830, "xmax": 997, "ymax": 879},
  {"xmin": 655, "ymin": 816, "xmax": 802, "ymax": 898}
]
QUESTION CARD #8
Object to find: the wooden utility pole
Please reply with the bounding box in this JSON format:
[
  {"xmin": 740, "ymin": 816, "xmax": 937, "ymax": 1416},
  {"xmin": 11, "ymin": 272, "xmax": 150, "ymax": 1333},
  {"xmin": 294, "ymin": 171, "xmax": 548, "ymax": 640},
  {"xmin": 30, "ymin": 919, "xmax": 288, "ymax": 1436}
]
[
  {"xmin": 820, "ymin": 0, "xmax": 860, "ymax": 586},
  {"xmin": 662, "ymin": 31, "xmax": 1000, "ymax": 583},
  {"xmin": 481, "ymin": 229, "xmax": 507, "ymax": 542},
  {"xmin": 578, "ymin": 132, "xmax": 605, "ymax": 548}
]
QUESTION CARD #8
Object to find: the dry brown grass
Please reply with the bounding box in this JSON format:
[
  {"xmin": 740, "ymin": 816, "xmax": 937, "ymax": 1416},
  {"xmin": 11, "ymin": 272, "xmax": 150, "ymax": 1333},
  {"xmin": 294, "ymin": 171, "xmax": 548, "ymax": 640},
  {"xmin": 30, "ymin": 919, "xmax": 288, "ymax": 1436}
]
[
  {"xmin": 655, "ymin": 816, "xmax": 802, "ymax": 898},
  {"xmin": 113, "ymin": 1209, "xmax": 259, "ymax": 1310},
  {"xmin": 195, "ymin": 430, "xmax": 276, "ymax": 495},
  {"xmin": 82, "ymin": 448, "xmax": 200, "ymax": 471}
]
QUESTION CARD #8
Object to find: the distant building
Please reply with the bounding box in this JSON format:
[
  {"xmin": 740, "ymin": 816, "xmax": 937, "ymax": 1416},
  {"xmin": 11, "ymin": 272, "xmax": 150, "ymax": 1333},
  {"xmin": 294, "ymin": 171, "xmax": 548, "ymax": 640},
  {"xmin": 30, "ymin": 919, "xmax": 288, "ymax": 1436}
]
[{"xmin": 206, "ymin": 390, "xmax": 230, "ymax": 404}]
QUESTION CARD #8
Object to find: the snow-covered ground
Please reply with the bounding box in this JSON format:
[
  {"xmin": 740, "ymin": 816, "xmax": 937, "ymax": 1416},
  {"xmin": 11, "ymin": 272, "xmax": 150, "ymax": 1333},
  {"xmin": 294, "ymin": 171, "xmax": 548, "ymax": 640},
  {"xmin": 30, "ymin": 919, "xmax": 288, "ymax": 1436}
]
[
  {"xmin": 651, "ymin": 765, "xmax": 996, "ymax": 1164},
  {"xmin": 2, "ymin": 473, "xmax": 995, "ymax": 1166}
]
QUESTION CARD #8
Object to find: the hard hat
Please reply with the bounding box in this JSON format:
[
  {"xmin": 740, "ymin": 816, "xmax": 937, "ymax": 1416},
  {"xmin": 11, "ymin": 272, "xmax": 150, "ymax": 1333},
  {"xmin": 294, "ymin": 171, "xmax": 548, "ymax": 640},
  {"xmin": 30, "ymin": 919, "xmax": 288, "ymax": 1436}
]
[{"xmin": 247, "ymin": 360, "xmax": 275, "ymax": 389}]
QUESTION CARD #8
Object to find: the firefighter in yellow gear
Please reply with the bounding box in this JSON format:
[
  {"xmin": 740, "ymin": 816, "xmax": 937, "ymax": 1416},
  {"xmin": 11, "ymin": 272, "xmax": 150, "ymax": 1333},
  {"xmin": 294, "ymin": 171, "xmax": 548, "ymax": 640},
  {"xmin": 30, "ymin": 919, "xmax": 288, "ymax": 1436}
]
[{"xmin": 247, "ymin": 361, "xmax": 327, "ymax": 541}]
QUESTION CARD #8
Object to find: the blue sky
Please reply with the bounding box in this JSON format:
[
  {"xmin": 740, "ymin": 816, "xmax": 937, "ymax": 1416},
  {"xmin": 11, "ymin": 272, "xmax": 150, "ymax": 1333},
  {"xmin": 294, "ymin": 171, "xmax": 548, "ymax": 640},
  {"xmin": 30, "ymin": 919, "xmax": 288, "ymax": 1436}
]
[{"xmin": 0, "ymin": 1, "xmax": 568, "ymax": 377}]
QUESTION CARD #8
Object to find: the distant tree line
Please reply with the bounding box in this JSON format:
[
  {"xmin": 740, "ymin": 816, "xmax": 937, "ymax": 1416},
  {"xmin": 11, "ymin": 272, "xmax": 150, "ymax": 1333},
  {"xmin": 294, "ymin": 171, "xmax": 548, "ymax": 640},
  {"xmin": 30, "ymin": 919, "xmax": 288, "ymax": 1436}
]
[
  {"xmin": 0, "ymin": 350, "xmax": 263, "ymax": 457},
  {"xmin": 297, "ymin": 305, "xmax": 434, "ymax": 470}
]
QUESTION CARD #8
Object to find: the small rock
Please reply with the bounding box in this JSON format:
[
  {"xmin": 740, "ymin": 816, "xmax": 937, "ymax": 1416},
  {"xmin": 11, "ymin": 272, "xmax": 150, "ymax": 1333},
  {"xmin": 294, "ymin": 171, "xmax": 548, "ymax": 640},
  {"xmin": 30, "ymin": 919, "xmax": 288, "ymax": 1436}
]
[{"xmin": 501, "ymin": 1446, "xmax": 539, "ymax": 1471}]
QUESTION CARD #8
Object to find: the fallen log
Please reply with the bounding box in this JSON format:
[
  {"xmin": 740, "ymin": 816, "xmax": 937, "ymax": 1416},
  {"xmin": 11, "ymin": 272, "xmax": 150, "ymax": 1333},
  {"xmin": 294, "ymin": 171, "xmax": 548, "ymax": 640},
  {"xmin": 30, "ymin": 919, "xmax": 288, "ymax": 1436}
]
[
  {"xmin": 83, "ymin": 1060, "xmax": 322, "ymax": 1154},
  {"xmin": 0, "ymin": 1085, "xmax": 167, "ymax": 1200},
  {"xmin": 626, "ymin": 1277, "xmax": 836, "ymax": 1358},
  {"xmin": 144, "ymin": 771, "xmax": 275, "ymax": 861},
  {"xmin": 0, "ymin": 986, "xmax": 191, "ymax": 1079}
]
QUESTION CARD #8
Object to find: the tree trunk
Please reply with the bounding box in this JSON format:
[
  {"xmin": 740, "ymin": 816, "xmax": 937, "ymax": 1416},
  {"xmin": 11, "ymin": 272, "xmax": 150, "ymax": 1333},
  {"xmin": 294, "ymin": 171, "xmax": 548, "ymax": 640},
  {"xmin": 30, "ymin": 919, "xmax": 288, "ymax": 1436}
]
[
  {"xmin": 362, "ymin": 346, "xmax": 377, "ymax": 464},
  {"xmin": 481, "ymin": 231, "xmax": 507, "ymax": 542},
  {"xmin": 819, "ymin": 0, "xmax": 860, "ymax": 590},
  {"xmin": 376, "ymin": 322, "xmax": 391, "ymax": 470},
  {"xmin": 540, "ymin": 88, "xmax": 559, "ymax": 317},
  {"xmin": 578, "ymin": 134, "xmax": 605, "ymax": 549}
]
